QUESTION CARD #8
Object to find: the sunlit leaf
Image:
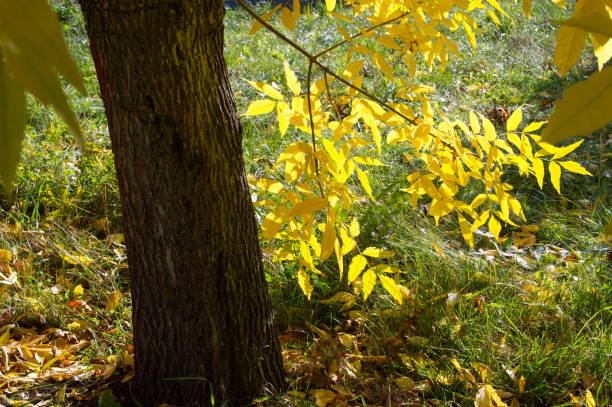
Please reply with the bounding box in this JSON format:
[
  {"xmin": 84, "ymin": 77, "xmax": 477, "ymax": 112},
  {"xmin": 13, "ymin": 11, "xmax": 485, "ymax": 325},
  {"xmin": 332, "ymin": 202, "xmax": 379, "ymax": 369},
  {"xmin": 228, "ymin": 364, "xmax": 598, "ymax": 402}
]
[
  {"xmin": 549, "ymin": 161, "xmax": 562, "ymax": 193},
  {"xmin": 553, "ymin": 25, "xmax": 586, "ymax": 76},
  {"xmin": 284, "ymin": 61, "xmax": 301, "ymax": 96},
  {"xmin": 561, "ymin": 12, "xmax": 612, "ymax": 38},
  {"xmin": 356, "ymin": 167, "xmax": 374, "ymax": 199},
  {"xmin": 298, "ymin": 268, "xmax": 313, "ymax": 300},
  {"xmin": 291, "ymin": 197, "xmax": 328, "ymax": 217},
  {"xmin": 280, "ymin": 7, "xmax": 297, "ymax": 32},
  {"xmin": 320, "ymin": 210, "xmax": 336, "ymax": 261},
  {"xmin": 532, "ymin": 158, "xmax": 545, "ymax": 189},
  {"xmin": 244, "ymin": 99, "xmax": 276, "ymax": 116},
  {"xmin": 362, "ymin": 268, "xmax": 377, "ymax": 300},
  {"xmin": 488, "ymin": 215, "xmax": 501, "ymax": 240},
  {"xmin": 378, "ymin": 274, "xmax": 403, "ymax": 304},
  {"xmin": 105, "ymin": 290, "xmax": 120, "ymax": 312},
  {"xmin": 559, "ymin": 160, "xmax": 592, "ymax": 175},
  {"xmin": 347, "ymin": 254, "xmax": 367, "ymax": 283},
  {"xmin": 246, "ymin": 80, "xmax": 284, "ymax": 100},
  {"xmin": 362, "ymin": 247, "xmax": 393, "ymax": 257},
  {"xmin": 506, "ymin": 106, "xmax": 522, "ymax": 132}
]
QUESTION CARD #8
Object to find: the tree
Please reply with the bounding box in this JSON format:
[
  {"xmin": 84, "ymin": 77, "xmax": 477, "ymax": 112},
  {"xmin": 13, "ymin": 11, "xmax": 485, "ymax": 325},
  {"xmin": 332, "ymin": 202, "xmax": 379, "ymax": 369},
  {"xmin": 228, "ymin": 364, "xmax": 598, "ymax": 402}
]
[
  {"xmin": 1, "ymin": 0, "xmax": 610, "ymax": 405},
  {"xmin": 75, "ymin": 1, "xmax": 284, "ymax": 405}
]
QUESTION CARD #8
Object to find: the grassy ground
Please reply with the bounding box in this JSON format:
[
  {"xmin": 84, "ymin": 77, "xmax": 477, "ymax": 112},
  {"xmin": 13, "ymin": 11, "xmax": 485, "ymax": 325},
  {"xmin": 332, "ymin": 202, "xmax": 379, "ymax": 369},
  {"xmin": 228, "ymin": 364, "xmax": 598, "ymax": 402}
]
[{"xmin": 0, "ymin": 1, "xmax": 610, "ymax": 406}]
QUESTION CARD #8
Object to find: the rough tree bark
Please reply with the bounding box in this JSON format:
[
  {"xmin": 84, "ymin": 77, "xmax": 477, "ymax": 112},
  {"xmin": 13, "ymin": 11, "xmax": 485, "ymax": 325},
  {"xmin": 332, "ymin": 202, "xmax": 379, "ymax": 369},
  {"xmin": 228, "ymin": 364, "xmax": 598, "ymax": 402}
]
[{"xmin": 78, "ymin": 1, "xmax": 284, "ymax": 405}]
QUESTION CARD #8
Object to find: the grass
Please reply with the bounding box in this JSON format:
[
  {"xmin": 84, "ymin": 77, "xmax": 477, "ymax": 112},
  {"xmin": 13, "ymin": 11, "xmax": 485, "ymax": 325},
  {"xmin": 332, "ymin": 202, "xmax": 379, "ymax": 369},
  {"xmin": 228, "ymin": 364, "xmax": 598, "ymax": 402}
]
[{"xmin": 0, "ymin": 0, "xmax": 611, "ymax": 406}]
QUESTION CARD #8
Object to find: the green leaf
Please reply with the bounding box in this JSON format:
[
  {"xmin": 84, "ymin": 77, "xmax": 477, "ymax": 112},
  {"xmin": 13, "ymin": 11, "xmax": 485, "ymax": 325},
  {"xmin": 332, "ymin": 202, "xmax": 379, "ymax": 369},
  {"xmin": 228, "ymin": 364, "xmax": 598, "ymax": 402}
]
[
  {"xmin": 541, "ymin": 65, "xmax": 612, "ymax": 144},
  {"xmin": 98, "ymin": 389, "xmax": 121, "ymax": 407},
  {"xmin": 0, "ymin": 54, "xmax": 25, "ymax": 191}
]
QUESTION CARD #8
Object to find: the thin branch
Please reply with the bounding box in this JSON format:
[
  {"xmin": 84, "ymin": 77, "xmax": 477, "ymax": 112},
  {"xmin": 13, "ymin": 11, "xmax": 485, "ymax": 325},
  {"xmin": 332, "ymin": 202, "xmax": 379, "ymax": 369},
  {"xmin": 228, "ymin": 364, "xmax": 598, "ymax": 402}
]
[
  {"xmin": 235, "ymin": 0, "xmax": 457, "ymax": 153},
  {"xmin": 306, "ymin": 60, "xmax": 326, "ymax": 196},
  {"xmin": 314, "ymin": 12, "xmax": 409, "ymax": 60}
]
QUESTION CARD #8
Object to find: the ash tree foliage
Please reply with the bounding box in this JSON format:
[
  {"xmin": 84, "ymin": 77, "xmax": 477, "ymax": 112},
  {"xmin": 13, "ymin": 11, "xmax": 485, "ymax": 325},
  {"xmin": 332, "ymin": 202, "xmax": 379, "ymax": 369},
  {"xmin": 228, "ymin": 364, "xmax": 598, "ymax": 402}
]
[
  {"xmin": 0, "ymin": 0, "xmax": 610, "ymax": 304},
  {"xmin": 240, "ymin": 0, "xmax": 611, "ymax": 303}
]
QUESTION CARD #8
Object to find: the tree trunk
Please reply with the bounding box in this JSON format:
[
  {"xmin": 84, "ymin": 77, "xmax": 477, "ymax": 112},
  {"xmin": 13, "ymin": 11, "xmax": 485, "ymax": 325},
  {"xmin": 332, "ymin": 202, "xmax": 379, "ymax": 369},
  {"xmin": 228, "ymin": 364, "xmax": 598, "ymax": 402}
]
[{"xmin": 78, "ymin": 1, "xmax": 284, "ymax": 405}]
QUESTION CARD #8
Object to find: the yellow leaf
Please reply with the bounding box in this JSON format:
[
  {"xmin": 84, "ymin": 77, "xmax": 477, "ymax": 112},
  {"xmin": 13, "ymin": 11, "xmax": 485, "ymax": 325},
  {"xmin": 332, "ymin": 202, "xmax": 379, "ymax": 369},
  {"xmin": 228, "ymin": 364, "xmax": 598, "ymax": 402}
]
[
  {"xmin": 592, "ymin": 33, "xmax": 612, "ymax": 71},
  {"xmin": 280, "ymin": 7, "xmax": 296, "ymax": 32},
  {"xmin": 0, "ymin": 328, "xmax": 10, "ymax": 346},
  {"xmin": 561, "ymin": 12, "xmax": 612, "ymax": 38},
  {"xmin": 66, "ymin": 319, "xmax": 89, "ymax": 332},
  {"xmin": 362, "ymin": 247, "xmax": 394, "ymax": 258},
  {"xmin": 378, "ymin": 274, "xmax": 403, "ymax": 304},
  {"xmin": 261, "ymin": 209, "xmax": 285, "ymax": 240},
  {"xmin": 532, "ymin": 158, "xmax": 545, "ymax": 189},
  {"xmin": 559, "ymin": 160, "xmax": 592, "ymax": 175},
  {"xmin": 554, "ymin": 25, "xmax": 586, "ymax": 76},
  {"xmin": 246, "ymin": 80, "xmax": 284, "ymax": 100},
  {"xmin": 334, "ymin": 238, "xmax": 343, "ymax": 280},
  {"xmin": 356, "ymin": 167, "xmax": 374, "ymax": 200},
  {"xmin": 362, "ymin": 268, "xmax": 377, "ymax": 301},
  {"xmin": 284, "ymin": 61, "xmax": 301, "ymax": 96},
  {"xmin": 249, "ymin": 5, "xmax": 282, "ymax": 35},
  {"xmin": 552, "ymin": 139, "xmax": 584, "ymax": 159},
  {"xmin": 320, "ymin": 210, "xmax": 336, "ymax": 261},
  {"xmin": 350, "ymin": 217, "xmax": 360, "ymax": 237},
  {"xmin": 73, "ymin": 284, "xmax": 84, "ymax": 299},
  {"xmin": 244, "ymin": 99, "xmax": 276, "ymax": 116},
  {"xmin": 585, "ymin": 389, "xmax": 597, "ymax": 407},
  {"xmin": 325, "ymin": 0, "xmax": 336, "ymax": 12},
  {"xmin": 321, "ymin": 291, "xmax": 355, "ymax": 305},
  {"xmin": 523, "ymin": 121, "xmax": 546, "ymax": 133},
  {"xmin": 506, "ymin": 106, "xmax": 522, "ymax": 132},
  {"xmin": 298, "ymin": 268, "xmax": 313, "ymax": 300},
  {"xmin": 522, "ymin": 0, "xmax": 532, "ymax": 18},
  {"xmin": 469, "ymin": 110, "xmax": 481, "ymax": 134},
  {"xmin": 542, "ymin": 65, "xmax": 612, "ymax": 144},
  {"xmin": 0, "ymin": 249, "xmax": 11, "ymax": 263},
  {"xmin": 293, "ymin": 0, "xmax": 300, "ymax": 20},
  {"xmin": 517, "ymin": 375, "xmax": 526, "ymax": 395},
  {"xmin": 489, "ymin": 216, "xmax": 502, "ymax": 240},
  {"xmin": 458, "ymin": 213, "xmax": 474, "ymax": 247},
  {"xmin": 310, "ymin": 389, "xmax": 337, "ymax": 407},
  {"xmin": 105, "ymin": 290, "xmax": 120, "ymax": 312},
  {"xmin": 347, "ymin": 255, "xmax": 367, "ymax": 283},
  {"xmin": 0, "ymin": 57, "xmax": 26, "ymax": 190},
  {"xmin": 462, "ymin": 20, "xmax": 476, "ymax": 50},
  {"xmin": 300, "ymin": 240, "xmax": 314, "ymax": 266},
  {"xmin": 549, "ymin": 161, "xmax": 562, "ymax": 193},
  {"xmin": 340, "ymin": 228, "xmax": 356, "ymax": 255},
  {"xmin": 372, "ymin": 53, "xmax": 394, "ymax": 79},
  {"xmin": 291, "ymin": 197, "xmax": 328, "ymax": 217},
  {"xmin": 343, "ymin": 60, "xmax": 365, "ymax": 80}
]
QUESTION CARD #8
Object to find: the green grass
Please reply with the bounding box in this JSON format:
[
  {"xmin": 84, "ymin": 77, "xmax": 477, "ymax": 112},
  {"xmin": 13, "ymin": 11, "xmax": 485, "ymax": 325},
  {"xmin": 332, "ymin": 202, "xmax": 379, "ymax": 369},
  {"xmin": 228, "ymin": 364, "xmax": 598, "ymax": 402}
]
[{"xmin": 0, "ymin": 1, "xmax": 610, "ymax": 406}]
